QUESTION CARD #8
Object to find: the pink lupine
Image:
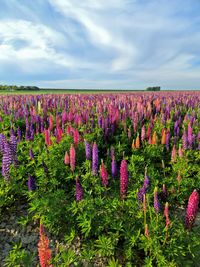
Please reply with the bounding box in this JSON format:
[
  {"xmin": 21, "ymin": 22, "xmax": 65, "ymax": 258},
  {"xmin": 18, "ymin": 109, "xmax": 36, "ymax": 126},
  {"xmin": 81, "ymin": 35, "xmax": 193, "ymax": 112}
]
[
  {"xmin": 171, "ymin": 145, "xmax": 176, "ymax": 163},
  {"xmin": 185, "ymin": 190, "xmax": 199, "ymax": 230},
  {"xmin": 141, "ymin": 125, "xmax": 145, "ymax": 141},
  {"xmin": 70, "ymin": 144, "xmax": 76, "ymax": 172},
  {"xmin": 120, "ymin": 159, "xmax": 129, "ymax": 199},
  {"xmin": 64, "ymin": 151, "xmax": 70, "ymax": 165},
  {"xmin": 164, "ymin": 202, "xmax": 170, "ymax": 229},
  {"xmin": 178, "ymin": 144, "xmax": 183, "ymax": 158},
  {"xmin": 73, "ymin": 129, "xmax": 79, "ymax": 146},
  {"xmin": 177, "ymin": 171, "xmax": 181, "ymax": 186},
  {"xmin": 100, "ymin": 161, "xmax": 108, "ymax": 187}
]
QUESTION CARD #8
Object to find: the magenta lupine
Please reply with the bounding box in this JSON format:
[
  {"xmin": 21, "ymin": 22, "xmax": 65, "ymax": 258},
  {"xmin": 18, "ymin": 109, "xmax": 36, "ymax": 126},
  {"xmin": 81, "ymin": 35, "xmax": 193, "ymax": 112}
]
[
  {"xmin": 185, "ymin": 190, "xmax": 199, "ymax": 230},
  {"xmin": 84, "ymin": 140, "xmax": 91, "ymax": 160},
  {"xmin": 70, "ymin": 144, "xmax": 76, "ymax": 172},
  {"xmin": 164, "ymin": 202, "xmax": 170, "ymax": 229},
  {"xmin": 100, "ymin": 161, "xmax": 108, "ymax": 187},
  {"xmin": 76, "ymin": 177, "xmax": 83, "ymax": 201},
  {"xmin": 111, "ymin": 156, "xmax": 117, "ymax": 178},
  {"xmin": 28, "ymin": 174, "xmax": 36, "ymax": 191},
  {"xmin": 120, "ymin": 159, "xmax": 129, "ymax": 199},
  {"xmin": 64, "ymin": 151, "xmax": 70, "ymax": 165},
  {"xmin": 92, "ymin": 142, "xmax": 98, "ymax": 176},
  {"xmin": 154, "ymin": 187, "xmax": 161, "ymax": 213}
]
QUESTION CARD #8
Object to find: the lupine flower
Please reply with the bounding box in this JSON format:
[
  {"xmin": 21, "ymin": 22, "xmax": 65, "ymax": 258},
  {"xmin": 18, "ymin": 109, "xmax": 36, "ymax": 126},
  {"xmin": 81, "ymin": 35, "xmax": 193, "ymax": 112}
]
[
  {"xmin": 64, "ymin": 151, "xmax": 70, "ymax": 165},
  {"xmin": 185, "ymin": 190, "xmax": 199, "ymax": 230},
  {"xmin": 171, "ymin": 145, "xmax": 176, "ymax": 163},
  {"xmin": 161, "ymin": 129, "xmax": 166, "ymax": 145},
  {"xmin": 182, "ymin": 130, "xmax": 188, "ymax": 150},
  {"xmin": 70, "ymin": 144, "xmax": 76, "ymax": 172},
  {"xmin": 187, "ymin": 123, "xmax": 193, "ymax": 148},
  {"xmin": 28, "ymin": 174, "xmax": 36, "ymax": 191},
  {"xmin": 42, "ymin": 160, "xmax": 48, "ymax": 175},
  {"xmin": 141, "ymin": 125, "xmax": 146, "ymax": 141},
  {"xmin": 92, "ymin": 142, "xmax": 98, "ymax": 176},
  {"xmin": 100, "ymin": 161, "xmax": 108, "ymax": 187},
  {"xmin": 120, "ymin": 159, "xmax": 128, "ymax": 199},
  {"xmin": 10, "ymin": 133, "xmax": 17, "ymax": 164},
  {"xmin": 0, "ymin": 134, "xmax": 6, "ymax": 153},
  {"xmin": 111, "ymin": 156, "xmax": 117, "ymax": 178},
  {"xmin": 2, "ymin": 141, "xmax": 12, "ymax": 180},
  {"xmin": 131, "ymin": 139, "xmax": 135, "ymax": 149},
  {"xmin": 73, "ymin": 129, "xmax": 79, "ymax": 146},
  {"xmin": 154, "ymin": 187, "xmax": 161, "ymax": 213},
  {"xmin": 84, "ymin": 140, "xmax": 91, "ymax": 160},
  {"xmin": 165, "ymin": 130, "xmax": 170, "ymax": 151},
  {"xmin": 178, "ymin": 144, "xmax": 183, "ymax": 158},
  {"xmin": 137, "ymin": 169, "xmax": 150, "ymax": 202},
  {"xmin": 29, "ymin": 149, "xmax": 34, "ymax": 160},
  {"xmin": 151, "ymin": 131, "xmax": 157, "ymax": 145},
  {"xmin": 164, "ymin": 202, "xmax": 170, "ymax": 229},
  {"xmin": 76, "ymin": 176, "xmax": 83, "ymax": 201},
  {"xmin": 38, "ymin": 224, "xmax": 52, "ymax": 267},
  {"xmin": 135, "ymin": 134, "xmax": 140, "ymax": 148}
]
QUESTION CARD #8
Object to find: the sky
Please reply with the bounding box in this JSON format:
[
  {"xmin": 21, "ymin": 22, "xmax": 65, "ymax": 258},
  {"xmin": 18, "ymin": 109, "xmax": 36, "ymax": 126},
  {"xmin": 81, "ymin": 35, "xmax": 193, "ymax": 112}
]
[{"xmin": 0, "ymin": 0, "xmax": 200, "ymax": 90}]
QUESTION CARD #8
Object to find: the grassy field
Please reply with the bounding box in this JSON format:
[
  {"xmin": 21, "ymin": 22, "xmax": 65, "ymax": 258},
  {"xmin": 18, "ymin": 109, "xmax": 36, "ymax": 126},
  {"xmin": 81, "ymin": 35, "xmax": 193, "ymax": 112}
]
[{"xmin": 0, "ymin": 89, "xmax": 145, "ymax": 95}]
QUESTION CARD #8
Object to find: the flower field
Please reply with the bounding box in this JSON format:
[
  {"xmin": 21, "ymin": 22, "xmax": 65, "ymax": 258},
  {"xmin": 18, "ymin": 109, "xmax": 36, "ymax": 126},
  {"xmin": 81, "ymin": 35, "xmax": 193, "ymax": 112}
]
[{"xmin": 0, "ymin": 92, "xmax": 200, "ymax": 266}]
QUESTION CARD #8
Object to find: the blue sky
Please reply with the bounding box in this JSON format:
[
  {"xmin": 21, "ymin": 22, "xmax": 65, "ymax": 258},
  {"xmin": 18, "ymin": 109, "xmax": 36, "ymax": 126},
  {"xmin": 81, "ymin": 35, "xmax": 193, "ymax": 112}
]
[{"xmin": 0, "ymin": 0, "xmax": 200, "ymax": 89}]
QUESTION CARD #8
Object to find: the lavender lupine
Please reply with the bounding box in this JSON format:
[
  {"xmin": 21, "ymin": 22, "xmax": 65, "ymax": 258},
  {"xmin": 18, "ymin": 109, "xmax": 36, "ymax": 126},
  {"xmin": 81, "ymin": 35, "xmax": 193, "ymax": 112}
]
[
  {"xmin": 120, "ymin": 159, "xmax": 128, "ymax": 199},
  {"xmin": 2, "ymin": 141, "xmax": 13, "ymax": 180},
  {"xmin": 137, "ymin": 169, "xmax": 150, "ymax": 202},
  {"xmin": 28, "ymin": 174, "xmax": 36, "ymax": 191},
  {"xmin": 111, "ymin": 156, "xmax": 117, "ymax": 178},
  {"xmin": 84, "ymin": 140, "xmax": 91, "ymax": 160},
  {"xmin": 92, "ymin": 142, "xmax": 98, "ymax": 176},
  {"xmin": 76, "ymin": 177, "xmax": 83, "ymax": 201},
  {"xmin": 182, "ymin": 130, "xmax": 188, "ymax": 150},
  {"xmin": 185, "ymin": 190, "xmax": 199, "ymax": 230},
  {"xmin": 154, "ymin": 187, "xmax": 161, "ymax": 213}
]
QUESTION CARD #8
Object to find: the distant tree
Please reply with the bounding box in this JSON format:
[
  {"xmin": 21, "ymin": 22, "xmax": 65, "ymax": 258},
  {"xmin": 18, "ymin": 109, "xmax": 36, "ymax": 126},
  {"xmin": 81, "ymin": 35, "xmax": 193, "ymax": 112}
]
[{"xmin": 146, "ymin": 86, "xmax": 161, "ymax": 91}]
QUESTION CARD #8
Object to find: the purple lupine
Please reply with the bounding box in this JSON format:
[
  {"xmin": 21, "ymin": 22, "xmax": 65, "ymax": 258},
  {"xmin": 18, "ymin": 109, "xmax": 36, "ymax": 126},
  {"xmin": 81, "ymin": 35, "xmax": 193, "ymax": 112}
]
[
  {"xmin": 10, "ymin": 133, "xmax": 17, "ymax": 164},
  {"xmin": 17, "ymin": 128, "xmax": 22, "ymax": 142},
  {"xmin": 84, "ymin": 140, "xmax": 91, "ymax": 160},
  {"xmin": 42, "ymin": 160, "xmax": 48, "ymax": 175},
  {"xmin": 92, "ymin": 142, "xmax": 98, "ymax": 176},
  {"xmin": 154, "ymin": 187, "xmax": 161, "ymax": 213},
  {"xmin": 0, "ymin": 134, "xmax": 6, "ymax": 153},
  {"xmin": 165, "ymin": 130, "xmax": 170, "ymax": 151},
  {"xmin": 137, "ymin": 169, "xmax": 150, "ymax": 202},
  {"xmin": 185, "ymin": 190, "xmax": 199, "ymax": 230},
  {"xmin": 28, "ymin": 174, "xmax": 36, "ymax": 191},
  {"xmin": 2, "ymin": 141, "xmax": 13, "ymax": 180},
  {"xmin": 111, "ymin": 156, "xmax": 117, "ymax": 178},
  {"xmin": 76, "ymin": 177, "xmax": 83, "ymax": 201},
  {"xmin": 29, "ymin": 149, "xmax": 34, "ymax": 160},
  {"xmin": 120, "ymin": 159, "xmax": 128, "ymax": 199}
]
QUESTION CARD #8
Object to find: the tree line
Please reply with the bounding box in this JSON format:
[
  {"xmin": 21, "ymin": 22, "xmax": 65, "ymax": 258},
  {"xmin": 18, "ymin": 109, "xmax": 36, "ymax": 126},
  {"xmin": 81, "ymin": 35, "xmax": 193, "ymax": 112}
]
[{"xmin": 0, "ymin": 85, "xmax": 40, "ymax": 91}]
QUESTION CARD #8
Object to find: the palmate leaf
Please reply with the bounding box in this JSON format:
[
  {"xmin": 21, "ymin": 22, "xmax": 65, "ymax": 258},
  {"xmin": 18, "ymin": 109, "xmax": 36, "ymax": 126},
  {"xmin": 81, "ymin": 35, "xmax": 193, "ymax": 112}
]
[{"xmin": 95, "ymin": 235, "xmax": 115, "ymax": 257}]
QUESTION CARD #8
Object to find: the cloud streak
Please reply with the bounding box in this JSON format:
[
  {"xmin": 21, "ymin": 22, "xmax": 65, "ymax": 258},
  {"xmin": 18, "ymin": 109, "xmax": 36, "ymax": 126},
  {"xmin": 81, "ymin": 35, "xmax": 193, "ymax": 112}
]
[{"xmin": 0, "ymin": 0, "xmax": 200, "ymax": 89}]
